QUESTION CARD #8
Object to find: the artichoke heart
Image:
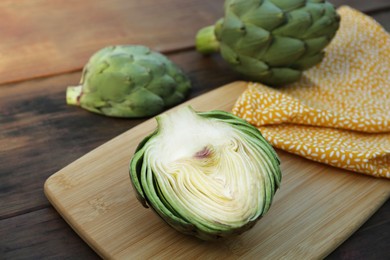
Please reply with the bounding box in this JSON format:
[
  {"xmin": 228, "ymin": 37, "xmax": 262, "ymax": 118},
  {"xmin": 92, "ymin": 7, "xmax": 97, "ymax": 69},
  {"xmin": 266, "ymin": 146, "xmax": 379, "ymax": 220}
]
[
  {"xmin": 129, "ymin": 106, "xmax": 281, "ymax": 240},
  {"xmin": 66, "ymin": 45, "xmax": 191, "ymax": 118},
  {"xmin": 196, "ymin": 0, "xmax": 340, "ymax": 86}
]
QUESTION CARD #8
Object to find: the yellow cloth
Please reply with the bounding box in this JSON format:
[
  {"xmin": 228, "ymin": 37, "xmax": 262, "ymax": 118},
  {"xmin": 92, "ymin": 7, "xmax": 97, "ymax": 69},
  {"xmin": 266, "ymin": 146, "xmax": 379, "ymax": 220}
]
[{"xmin": 232, "ymin": 6, "xmax": 390, "ymax": 178}]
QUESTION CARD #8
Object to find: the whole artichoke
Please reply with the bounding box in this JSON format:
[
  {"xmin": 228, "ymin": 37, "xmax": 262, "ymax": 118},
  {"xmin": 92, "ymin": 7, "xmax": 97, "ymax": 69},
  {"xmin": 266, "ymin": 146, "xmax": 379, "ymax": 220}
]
[
  {"xmin": 66, "ymin": 45, "xmax": 191, "ymax": 117},
  {"xmin": 130, "ymin": 106, "xmax": 281, "ymax": 240},
  {"xmin": 196, "ymin": 0, "xmax": 340, "ymax": 86}
]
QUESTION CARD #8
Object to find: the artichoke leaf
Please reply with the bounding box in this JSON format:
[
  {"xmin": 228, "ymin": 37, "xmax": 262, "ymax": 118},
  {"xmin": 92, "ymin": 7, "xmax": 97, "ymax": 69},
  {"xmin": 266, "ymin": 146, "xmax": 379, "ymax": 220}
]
[
  {"xmin": 218, "ymin": 27, "xmax": 246, "ymax": 47},
  {"xmin": 218, "ymin": 11, "xmax": 246, "ymax": 47},
  {"xmin": 265, "ymin": 67, "xmax": 302, "ymax": 85},
  {"xmin": 79, "ymin": 93, "xmax": 108, "ymax": 114},
  {"xmin": 119, "ymin": 88, "xmax": 164, "ymax": 117},
  {"xmin": 262, "ymin": 36, "xmax": 306, "ymax": 67},
  {"xmin": 87, "ymin": 46, "xmax": 118, "ymax": 66},
  {"xmin": 163, "ymin": 92, "xmax": 185, "ymax": 108},
  {"xmin": 271, "ymin": 0, "xmax": 306, "ymax": 11},
  {"xmin": 241, "ymin": 1, "xmax": 285, "ymax": 31},
  {"xmin": 304, "ymin": 36, "xmax": 331, "ymax": 56},
  {"xmin": 272, "ymin": 9, "xmax": 312, "ymax": 38},
  {"xmin": 302, "ymin": 2, "xmax": 326, "ymax": 21},
  {"xmin": 145, "ymin": 75, "xmax": 176, "ymax": 98},
  {"xmin": 223, "ymin": 9, "xmax": 245, "ymax": 31},
  {"xmin": 220, "ymin": 43, "xmax": 241, "ymax": 65},
  {"xmin": 88, "ymin": 71, "xmax": 131, "ymax": 102},
  {"xmin": 233, "ymin": 55, "xmax": 270, "ymax": 79},
  {"xmin": 303, "ymin": 15, "xmax": 338, "ymax": 38},
  {"xmin": 135, "ymin": 57, "xmax": 167, "ymax": 78},
  {"xmin": 227, "ymin": 0, "xmax": 264, "ymax": 17},
  {"xmin": 235, "ymin": 24, "xmax": 271, "ymax": 56},
  {"xmin": 293, "ymin": 52, "xmax": 325, "ymax": 70}
]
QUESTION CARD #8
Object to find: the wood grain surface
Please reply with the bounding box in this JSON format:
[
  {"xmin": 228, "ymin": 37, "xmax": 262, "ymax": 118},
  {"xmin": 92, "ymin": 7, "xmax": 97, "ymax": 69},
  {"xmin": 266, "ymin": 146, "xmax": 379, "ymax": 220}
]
[
  {"xmin": 44, "ymin": 82, "xmax": 390, "ymax": 259},
  {"xmin": 0, "ymin": 0, "xmax": 224, "ymax": 85},
  {"xmin": 1, "ymin": 0, "xmax": 390, "ymax": 259},
  {"xmin": 0, "ymin": 0, "xmax": 389, "ymax": 85}
]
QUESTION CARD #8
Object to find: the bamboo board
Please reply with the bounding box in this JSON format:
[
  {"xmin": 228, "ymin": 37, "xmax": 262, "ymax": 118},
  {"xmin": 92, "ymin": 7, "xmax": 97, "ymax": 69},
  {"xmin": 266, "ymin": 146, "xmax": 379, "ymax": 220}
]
[{"xmin": 44, "ymin": 81, "xmax": 390, "ymax": 259}]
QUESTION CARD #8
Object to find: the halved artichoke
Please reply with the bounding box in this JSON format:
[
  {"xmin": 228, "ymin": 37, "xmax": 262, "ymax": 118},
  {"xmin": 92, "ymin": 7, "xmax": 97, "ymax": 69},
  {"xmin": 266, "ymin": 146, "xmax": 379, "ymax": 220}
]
[{"xmin": 129, "ymin": 106, "xmax": 281, "ymax": 240}]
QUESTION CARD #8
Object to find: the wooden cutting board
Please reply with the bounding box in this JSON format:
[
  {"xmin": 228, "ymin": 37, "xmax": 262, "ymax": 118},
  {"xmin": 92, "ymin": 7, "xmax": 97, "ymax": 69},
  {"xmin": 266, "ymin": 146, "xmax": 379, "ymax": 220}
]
[{"xmin": 44, "ymin": 81, "xmax": 390, "ymax": 259}]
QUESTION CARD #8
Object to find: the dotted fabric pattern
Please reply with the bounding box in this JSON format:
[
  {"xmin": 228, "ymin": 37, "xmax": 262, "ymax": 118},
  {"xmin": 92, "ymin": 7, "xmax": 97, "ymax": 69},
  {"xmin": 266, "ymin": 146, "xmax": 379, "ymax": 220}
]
[{"xmin": 232, "ymin": 6, "xmax": 390, "ymax": 178}]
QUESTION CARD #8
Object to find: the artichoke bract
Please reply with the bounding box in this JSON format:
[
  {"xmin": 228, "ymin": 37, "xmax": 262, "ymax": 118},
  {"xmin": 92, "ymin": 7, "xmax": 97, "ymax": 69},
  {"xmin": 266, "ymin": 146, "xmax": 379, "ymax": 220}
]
[
  {"xmin": 129, "ymin": 106, "xmax": 282, "ymax": 240},
  {"xmin": 196, "ymin": 0, "xmax": 340, "ymax": 86},
  {"xmin": 66, "ymin": 45, "xmax": 191, "ymax": 117}
]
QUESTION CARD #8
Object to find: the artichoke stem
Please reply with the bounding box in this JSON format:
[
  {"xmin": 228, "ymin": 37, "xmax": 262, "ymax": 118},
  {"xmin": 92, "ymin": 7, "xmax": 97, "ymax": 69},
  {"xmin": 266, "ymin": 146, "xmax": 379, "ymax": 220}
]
[
  {"xmin": 66, "ymin": 85, "xmax": 83, "ymax": 106},
  {"xmin": 195, "ymin": 25, "xmax": 220, "ymax": 54}
]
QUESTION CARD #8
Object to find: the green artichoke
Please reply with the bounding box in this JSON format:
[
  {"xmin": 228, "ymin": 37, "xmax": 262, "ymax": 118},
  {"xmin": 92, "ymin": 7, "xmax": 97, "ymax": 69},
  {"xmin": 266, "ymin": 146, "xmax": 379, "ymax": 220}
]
[
  {"xmin": 66, "ymin": 45, "xmax": 191, "ymax": 117},
  {"xmin": 130, "ymin": 106, "xmax": 281, "ymax": 240},
  {"xmin": 196, "ymin": 0, "xmax": 340, "ymax": 86}
]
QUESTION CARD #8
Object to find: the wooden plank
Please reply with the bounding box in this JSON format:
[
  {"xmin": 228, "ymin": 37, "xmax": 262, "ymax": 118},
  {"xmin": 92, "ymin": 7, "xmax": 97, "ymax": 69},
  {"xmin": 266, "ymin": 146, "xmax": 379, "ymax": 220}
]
[
  {"xmin": 44, "ymin": 81, "xmax": 390, "ymax": 259},
  {"xmin": 1, "ymin": 0, "xmax": 389, "ymax": 85},
  {"xmin": 327, "ymin": 199, "xmax": 390, "ymax": 259},
  {"xmin": 1, "ymin": 198, "xmax": 387, "ymax": 259},
  {"xmin": 332, "ymin": 0, "xmax": 390, "ymax": 12},
  {"xmin": 0, "ymin": 51, "xmax": 241, "ymax": 219},
  {"xmin": 0, "ymin": 0, "xmax": 224, "ymax": 85},
  {"xmin": 0, "ymin": 208, "xmax": 98, "ymax": 259},
  {"xmin": 368, "ymin": 9, "xmax": 390, "ymax": 31}
]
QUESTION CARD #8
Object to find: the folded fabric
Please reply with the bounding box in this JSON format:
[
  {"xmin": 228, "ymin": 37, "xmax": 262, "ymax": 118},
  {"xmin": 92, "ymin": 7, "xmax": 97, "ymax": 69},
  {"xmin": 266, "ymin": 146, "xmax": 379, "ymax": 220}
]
[{"xmin": 232, "ymin": 6, "xmax": 390, "ymax": 178}]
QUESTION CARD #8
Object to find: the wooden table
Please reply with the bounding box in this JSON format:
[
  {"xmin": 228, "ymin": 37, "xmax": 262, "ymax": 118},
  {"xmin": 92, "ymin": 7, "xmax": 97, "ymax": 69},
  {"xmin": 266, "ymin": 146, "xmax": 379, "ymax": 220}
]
[{"xmin": 1, "ymin": 0, "xmax": 389, "ymax": 259}]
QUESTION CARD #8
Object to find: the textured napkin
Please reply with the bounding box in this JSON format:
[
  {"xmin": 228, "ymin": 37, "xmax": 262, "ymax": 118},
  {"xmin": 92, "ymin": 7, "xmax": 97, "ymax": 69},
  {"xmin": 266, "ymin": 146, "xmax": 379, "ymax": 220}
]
[{"xmin": 232, "ymin": 6, "xmax": 390, "ymax": 178}]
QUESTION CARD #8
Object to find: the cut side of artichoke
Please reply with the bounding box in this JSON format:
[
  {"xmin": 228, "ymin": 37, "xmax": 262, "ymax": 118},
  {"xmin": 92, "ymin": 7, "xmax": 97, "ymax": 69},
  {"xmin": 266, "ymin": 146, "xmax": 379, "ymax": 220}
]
[{"xmin": 130, "ymin": 106, "xmax": 281, "ymax": 240}]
